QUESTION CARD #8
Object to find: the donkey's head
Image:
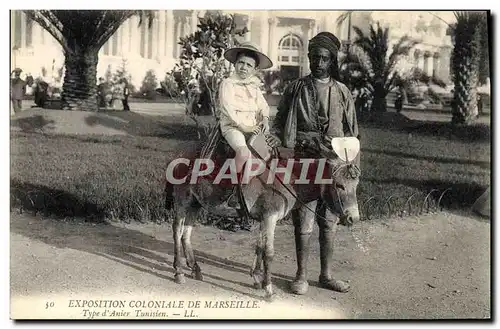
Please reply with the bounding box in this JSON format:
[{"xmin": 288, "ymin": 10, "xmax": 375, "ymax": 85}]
[{"xmin": 319, "ymin": 137, "xmax": 361, "ymax": 227}]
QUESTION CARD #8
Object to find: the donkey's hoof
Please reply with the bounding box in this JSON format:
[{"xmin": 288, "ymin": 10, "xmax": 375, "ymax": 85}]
[
  {"xmin": 290, "ymin": 279, "xmax": 309, "ymax": 295},
  {"xmin": 174, "ymin": 274, "xmax": 186, "ymax": 284},
  {"xmin": 252, "ymin": 273, "xmax": 264, "ymax": 289},
  {"xmin": 193, "ymin": 271, "xmax": 204, "ymax": 281},
  {"xmin": 264, "ymin": 292, "xmax": 276, "ymax": 303}
]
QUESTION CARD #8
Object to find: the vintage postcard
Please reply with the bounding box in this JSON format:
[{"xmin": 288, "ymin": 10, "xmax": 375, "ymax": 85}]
[{"xmin": 9, "ymin": 9, "xmax": 491, "ymax": 320}]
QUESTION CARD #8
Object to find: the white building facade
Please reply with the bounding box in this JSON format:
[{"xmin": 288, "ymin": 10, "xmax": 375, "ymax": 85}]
[{"xmin": 10, "ymin": 10, "xmax": 454, "ymax": 89}]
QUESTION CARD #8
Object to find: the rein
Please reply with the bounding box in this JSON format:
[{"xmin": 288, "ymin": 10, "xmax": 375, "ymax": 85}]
[{"xmin": 246, "ymin": 143, "xmax": 350, "ymax": 223}]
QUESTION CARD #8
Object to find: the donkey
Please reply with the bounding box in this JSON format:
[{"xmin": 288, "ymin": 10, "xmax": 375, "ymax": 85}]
[{"xmin": 164, "ymin": 132, "xmax": 361, "ymax": 301}]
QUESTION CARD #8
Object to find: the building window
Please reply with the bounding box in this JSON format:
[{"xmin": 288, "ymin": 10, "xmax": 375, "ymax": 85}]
[
  {"xmin": 279, "ymin": 33, "xmax": 302, "ymax": 51},
  {"xmin": 278, "ymin": 33, "xmax": 303, "ymax": 66}
]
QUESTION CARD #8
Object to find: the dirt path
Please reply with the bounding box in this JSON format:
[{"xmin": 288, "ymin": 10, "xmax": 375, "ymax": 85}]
[{"xmin": 10, "ymin": 211, "xmax": 490, "ymax": 319}]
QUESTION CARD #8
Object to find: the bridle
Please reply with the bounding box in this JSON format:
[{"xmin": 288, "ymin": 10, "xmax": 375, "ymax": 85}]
[{"xmin": 244, "ymin": 142, "xmax": 360, "ymax": 223}]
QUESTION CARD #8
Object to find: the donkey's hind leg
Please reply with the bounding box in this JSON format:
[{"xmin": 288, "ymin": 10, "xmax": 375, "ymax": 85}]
[
  {"xmin": 262, "ymin": 214, "xmax": 278, "ymax": 302},
  {"xmin": 250, "ymin": 223, "xmax": 264, "ymax": 289},
  {"xmin": 173, "ymin": 208, "xmax": 186, "ymax": 284},
  {"xmin": 182, "ymin": 206, "xmax": 203, "ymax": 281}
]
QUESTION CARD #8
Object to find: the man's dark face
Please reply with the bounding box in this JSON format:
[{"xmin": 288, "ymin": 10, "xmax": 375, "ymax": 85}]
[{"xmin": 308, "ymin": 47, "xmax": 332, "ymax": 79}]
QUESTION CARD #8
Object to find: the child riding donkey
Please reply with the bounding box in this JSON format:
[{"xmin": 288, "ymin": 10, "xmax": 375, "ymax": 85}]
[{"xmin": 217, "ymin": 42, "xmax": 274, "ymax": 227}]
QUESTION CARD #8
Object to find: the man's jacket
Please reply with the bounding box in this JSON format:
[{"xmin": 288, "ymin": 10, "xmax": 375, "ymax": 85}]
[{"xmin": 272, "ymin": 75, "xmax": 359, "ymax": 150}]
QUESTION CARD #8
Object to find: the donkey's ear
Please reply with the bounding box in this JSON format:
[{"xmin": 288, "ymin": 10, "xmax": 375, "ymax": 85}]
[{"xmin": 331, "ymin": 137, "xmax": 360, "ymax": 162}]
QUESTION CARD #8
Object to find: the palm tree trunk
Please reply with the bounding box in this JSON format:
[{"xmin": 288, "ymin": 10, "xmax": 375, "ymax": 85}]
[
  {"xmin": 452, "ymin": 72, "xmax": 479, "ymax": 124},
  {"xmin": 371, "ymin": 83, "xmax": 387, "ymax": 112},
  {"xmin": 61, "ymin": 49, "xmax": 99, "ymax": 111}
]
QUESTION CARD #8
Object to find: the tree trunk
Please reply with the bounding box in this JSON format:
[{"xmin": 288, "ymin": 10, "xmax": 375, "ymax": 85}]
[
  {"xmin": 371, "ymin": 87, "xmax": 387, "ymax": 112},
  {"xmin": 61, "ymin": 49, "xmax": 99, "ymax": 111},
  {"xmin": 451, "ymin": 64, "xmax": 479, "ymax": 125}
]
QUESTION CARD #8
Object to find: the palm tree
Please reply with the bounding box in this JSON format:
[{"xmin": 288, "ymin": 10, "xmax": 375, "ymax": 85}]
[
  {"xmin": 347, "ymin": 23, "xmax": 418, "ymax": 112},
  {"xmin": 23, "ymin": 10, "xmax": 154, "ymax": 111},
  {"xmin": 447, "ymin": 11, "xmax": 488, "ymax": 124}
]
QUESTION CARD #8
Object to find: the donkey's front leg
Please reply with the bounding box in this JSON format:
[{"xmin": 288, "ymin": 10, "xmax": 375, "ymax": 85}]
[
  {"xmin": 182, "ymin": 224, "xmax": 203, "ymax": 281},
  {"xmin": 173, "ymin": 214, "xmax": 186, "ymax": 284},
  {"xmin": 262, "ymin": 214, "xmax": 278, "ymax": 302}
]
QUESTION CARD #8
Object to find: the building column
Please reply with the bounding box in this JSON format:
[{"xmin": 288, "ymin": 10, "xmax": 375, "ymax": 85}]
[
  {"xmin": 423, "ymin": 52, "xmax": 432, "ymax": 76},
  {"xmin": 244, "ymin": 15, "xmax": 253, "ymax": 42},
  {"xmin": 20, "ymin": 12, "xmax": 26, "ymax": 49},
  {"xmin": 439, "ymin": 46, "xmax": 452, "ymax": 83},
  {"xmin": 175, "ymin": 15, "xmax": 182, "ymax": 58},
  {"xmin": 151, "ymin": 13, "xmax": 159, "ymax": 61},
  {"xmin": 183, "ymin": 16, "xmax": 191, "ymax": 38},
  {"xmin": 191, "ymin": 10, "xmax": 198, "ymax": 34},
  {"xmin": 30, "ymin": 21, "xmax": 41, "ymax": 47},
  {"xmin": 432, "ymin": 54, "xmax": 440, "ymax": 78},
  {"xmin": 259, "ymin": 12, "xmax": 269, "ymax": 55},
  {"xmin": 314, "ymin": 17, "xmax": 321, "ymax": 35},
  {"xmin": 130, "ymin": 16, "xmax": 141, "ymax": 57},
  {"xmin": 303, "ymin": 19, "xmax": 316, "ymax": 75},
  {"xmin": 268, "ymin": 16, "xmax": 278, "ymax": 69},
  {"xmin": 121, "ymin": 19, "xmax": 130, "ymax": 56},
  {"xmin": 308, "ymin": 19, "xmax": 316, "ymax": 40},
  {"xmin": 158, "ymin": 11, "xmax": 166, "ymax": 60},
  {"xmin": 166, "ymin": 10, "xmax": 174, "ymax": 59}
]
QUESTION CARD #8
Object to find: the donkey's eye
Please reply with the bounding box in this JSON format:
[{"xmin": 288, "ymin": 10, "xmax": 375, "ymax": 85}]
[{"xmin": 335, "ymin": 183, "xmax": 345, "ymax": 191}]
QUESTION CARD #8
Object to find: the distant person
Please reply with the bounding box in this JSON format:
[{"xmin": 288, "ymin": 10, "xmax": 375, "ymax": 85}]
[
  {"xmin": 395, "ymin": 92, "xmax": 404, "ymax": 113},
  {"xmin": 10, "ymin": 68, "xmax": 28, "ymax": 113},
  {"xmin": 34, "ymin": 78, "xmax": 49, "ymax": 108},
  {"xmin": 97, "ymin": 77, "xmax": 107, "ymax": 108},
  {"xmin": 120, "ymin": 78, "xmax": 130, "ymax": 111},
  {"xmin": 477, "ymin": 94, "xmax": 483, "ymax": 115}
]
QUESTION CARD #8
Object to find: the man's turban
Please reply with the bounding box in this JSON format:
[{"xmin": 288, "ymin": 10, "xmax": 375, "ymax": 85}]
[{"xmin": 308, "ymin": 32, "xmax": 342, "ymax": 58}]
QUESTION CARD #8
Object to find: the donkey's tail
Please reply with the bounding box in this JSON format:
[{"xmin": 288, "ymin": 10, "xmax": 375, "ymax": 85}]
[{"xmin": 165, "ymin": 181, "xmax": 175, "ymax": 210}]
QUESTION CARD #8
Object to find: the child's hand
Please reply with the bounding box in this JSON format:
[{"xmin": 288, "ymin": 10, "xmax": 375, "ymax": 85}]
[{"xmin": 252, "ymin": 125, "xmax": 263, "ymax": 135}]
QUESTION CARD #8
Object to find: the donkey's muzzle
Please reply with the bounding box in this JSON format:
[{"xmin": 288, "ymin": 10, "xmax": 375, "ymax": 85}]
[{"xmin": 340, "ymin": 207, "xmax": 359, "ymax": 227}]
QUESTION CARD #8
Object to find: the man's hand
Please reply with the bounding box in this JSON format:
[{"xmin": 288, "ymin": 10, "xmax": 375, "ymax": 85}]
[
  {"xmin": 265, "ymin": 134, "xmax": 282, "ymax": 148},
  {"xmin": 261, "ymin": 117, "xmax": 270, "ymax": 134}
]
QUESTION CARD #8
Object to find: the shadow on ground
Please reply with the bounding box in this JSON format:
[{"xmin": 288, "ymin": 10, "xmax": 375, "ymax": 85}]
[
  {"xmin": 363, "ymin": 177, "xmax": 488, "ymax": 210},
  {"xmin": 10, "ymin": 180, "xmax": 107, "ymax": 222},
  {"xmin": 10, "ymin": 215, "xmax": 298, "ymax": 301},
  {"xmin": 362, "ymin": 148, "xmax": 490, "ymax": 169},
  {"xmin": 359, "ymin": 112, "xmax": 491, "ymax": 143},
  {"xmin": 84, "ymin": 111, "xmax": 200, "ymax": 140},
  {"xmin": 10, "ymin": 115, "xmax": 56, "ymax": 133}
]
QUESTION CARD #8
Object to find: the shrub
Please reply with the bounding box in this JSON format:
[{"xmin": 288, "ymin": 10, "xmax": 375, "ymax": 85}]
[
  {"xmin": 167, "ymin": 11, "xmax": 248, "ymax": 139},
  {"xmin": 139, "ymin": 69, "xmax": 158, "ymax": 100}
]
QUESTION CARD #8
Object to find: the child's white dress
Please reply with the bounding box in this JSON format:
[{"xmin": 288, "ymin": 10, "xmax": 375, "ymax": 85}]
[{"xmin": 218, "ymin": 74, "xmax": 270, "ymax": 151}]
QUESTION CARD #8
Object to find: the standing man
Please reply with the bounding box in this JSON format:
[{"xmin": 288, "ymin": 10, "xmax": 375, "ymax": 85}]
[
  {"xmin": 268, "ymin": 32, "xmax": 360, "ymax": 295},
  {"xmin": 10, "ymin": 68, "xmax": 27, "ymax": 114},
  {"xmin": 120, "ymin": 78, "xmax": 131, "ymax": 111}
]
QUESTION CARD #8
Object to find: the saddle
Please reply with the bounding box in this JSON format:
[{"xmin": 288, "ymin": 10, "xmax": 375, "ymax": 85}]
[
  {"xmin": 198, "ymin": 124, "xmax": 274, "ymax": 228},
  {"xmin": 200, "ymin": 124, "xmax": 272, "ymax": 164}
]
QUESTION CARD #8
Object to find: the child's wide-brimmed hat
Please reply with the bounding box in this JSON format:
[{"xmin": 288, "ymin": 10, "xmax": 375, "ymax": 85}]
[{"xmin": 223, "ymin": 42, "xmax": 273, "ymax": 70}]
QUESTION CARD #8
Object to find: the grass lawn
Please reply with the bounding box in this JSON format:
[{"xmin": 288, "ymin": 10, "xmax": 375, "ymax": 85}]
[{"xmin": 10, "ymin": 110, "xmax": 491, "ymax": 227}]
